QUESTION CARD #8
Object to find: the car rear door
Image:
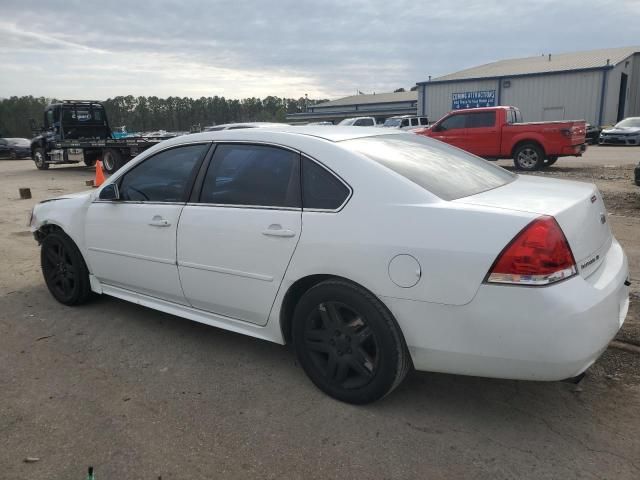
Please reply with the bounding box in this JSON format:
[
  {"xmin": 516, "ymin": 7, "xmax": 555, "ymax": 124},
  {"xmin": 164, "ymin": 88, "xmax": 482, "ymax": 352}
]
[
  {"xmin": 85, "ymin": 143, "xmax": 210, "ymax": 304},
  {"xmin": 176, "ymin": 143, "xmax": 302, "ymax": 326},
  {"xmin": 463, "ymin": 110, "xmax": 500, "ymax": 157}
]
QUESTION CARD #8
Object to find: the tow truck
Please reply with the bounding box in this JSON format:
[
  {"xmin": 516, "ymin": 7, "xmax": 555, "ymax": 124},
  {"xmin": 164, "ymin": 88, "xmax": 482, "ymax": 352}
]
[{"xmin": 30, "ymin": 100, "xmax": 176, "ymax": 173}]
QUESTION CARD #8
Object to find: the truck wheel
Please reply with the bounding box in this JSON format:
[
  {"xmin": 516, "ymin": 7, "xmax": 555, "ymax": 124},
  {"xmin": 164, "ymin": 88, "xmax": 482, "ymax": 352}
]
[
  {"xmin": 84, "ymin": 157, "xmax": 96, "ymax": 167},
  {"xmin": 513, "ymin": 143, "xmax": 544, "ymax": 171},
  {"xmin": 33, "ymin": 148, "xmax": 49, "ymax": 170},
  {"xmin": 102, "ymin": 149, "xmax": 123, "ymax": 174}
]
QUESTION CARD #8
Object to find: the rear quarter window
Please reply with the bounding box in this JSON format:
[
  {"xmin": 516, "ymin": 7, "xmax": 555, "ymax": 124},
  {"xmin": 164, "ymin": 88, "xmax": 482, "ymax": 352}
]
[{"xmin": 341, "ymin": 134, "xmax": 514, "ymax": 201}]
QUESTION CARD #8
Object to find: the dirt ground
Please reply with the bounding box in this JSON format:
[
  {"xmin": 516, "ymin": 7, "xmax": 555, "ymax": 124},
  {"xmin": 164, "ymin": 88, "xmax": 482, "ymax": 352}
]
[{"xmin": 1, "ymin": 146, "xmax": 639, "ymax": 479}]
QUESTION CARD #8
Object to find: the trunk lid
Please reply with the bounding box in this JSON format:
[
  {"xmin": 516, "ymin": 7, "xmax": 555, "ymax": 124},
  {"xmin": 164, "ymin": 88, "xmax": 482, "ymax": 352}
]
[{"xmin": 455, "ymin": 175, "xmax": 611, "ymax": 278}]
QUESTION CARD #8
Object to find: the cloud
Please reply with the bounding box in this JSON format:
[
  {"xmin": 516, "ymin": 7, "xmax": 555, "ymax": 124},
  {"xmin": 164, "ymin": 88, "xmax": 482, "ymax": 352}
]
[{"xmin": 0, "ymin": 0, "xmax": 638, "ymax": 100}]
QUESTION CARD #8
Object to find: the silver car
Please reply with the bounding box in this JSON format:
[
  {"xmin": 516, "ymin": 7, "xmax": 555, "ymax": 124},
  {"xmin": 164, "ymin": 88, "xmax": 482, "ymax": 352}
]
[{"xmin": 599, "ymin": 117, "xmax": 640, "ymax": 146}]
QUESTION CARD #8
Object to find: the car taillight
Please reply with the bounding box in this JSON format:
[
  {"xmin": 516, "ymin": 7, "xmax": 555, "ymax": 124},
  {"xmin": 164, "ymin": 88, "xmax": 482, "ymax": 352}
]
[{"xmin": 486, "ymin": 216, "xmax": 576, "ymax": 286}]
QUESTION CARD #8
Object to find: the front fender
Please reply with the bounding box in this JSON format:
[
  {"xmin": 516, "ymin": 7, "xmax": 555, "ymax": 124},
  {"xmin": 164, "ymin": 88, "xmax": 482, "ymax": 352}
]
[{"xmin": 30, "ymin": 192, "xmax": 95, "ymax": 259}]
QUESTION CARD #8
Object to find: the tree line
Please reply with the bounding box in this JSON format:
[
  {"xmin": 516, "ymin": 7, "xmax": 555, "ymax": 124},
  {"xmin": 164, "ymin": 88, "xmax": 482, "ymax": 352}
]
[{"xmin": 0, "ymin": 95, "xmax": 328, "ymax": 138}]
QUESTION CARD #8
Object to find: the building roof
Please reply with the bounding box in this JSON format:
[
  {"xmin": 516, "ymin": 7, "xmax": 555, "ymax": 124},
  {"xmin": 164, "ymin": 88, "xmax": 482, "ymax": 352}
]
[
  {"xmin": 313, "ymin": 91, "xmax": 417, "ymax": 108},
  {"xmin": 422, "ymin": 46, "xmax": 640, "ymax": 84}
]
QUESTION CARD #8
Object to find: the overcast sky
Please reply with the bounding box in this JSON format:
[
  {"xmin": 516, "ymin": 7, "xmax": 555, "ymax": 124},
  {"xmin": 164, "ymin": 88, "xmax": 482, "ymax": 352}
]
[{"xmin": 1, "ymin": 0, "xmax": 639, "ymax": 101}]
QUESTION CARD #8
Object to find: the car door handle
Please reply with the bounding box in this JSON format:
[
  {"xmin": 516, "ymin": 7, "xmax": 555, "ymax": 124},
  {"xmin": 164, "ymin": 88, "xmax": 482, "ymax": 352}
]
[
  {"xmin": 149, "ymin": 216, "xmax": 171, "ymax": 227},
  {"xmin": 262, "ymin": 225, "xmax": 296, "ymax": 238}
]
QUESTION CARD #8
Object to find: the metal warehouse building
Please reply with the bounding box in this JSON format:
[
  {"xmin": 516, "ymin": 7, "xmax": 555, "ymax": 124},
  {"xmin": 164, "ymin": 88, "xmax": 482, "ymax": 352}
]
[
  {"xmin": 286, "ymin": 91, "xmax": 417, "ymax": 124},
  {"xmin": 417, "ymin": 46, "xmax": 640, "ymax": 127}
]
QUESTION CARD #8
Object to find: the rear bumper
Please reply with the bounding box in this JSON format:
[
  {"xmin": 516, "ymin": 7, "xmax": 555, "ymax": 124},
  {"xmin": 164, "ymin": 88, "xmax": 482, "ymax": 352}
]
[
  {"xmin": 383, "ymin": 238, "xmax": 629, "ymax": 381},
  {"xmin": 560, "ymin": 143, "xmax": 587, "ymax": 156}
]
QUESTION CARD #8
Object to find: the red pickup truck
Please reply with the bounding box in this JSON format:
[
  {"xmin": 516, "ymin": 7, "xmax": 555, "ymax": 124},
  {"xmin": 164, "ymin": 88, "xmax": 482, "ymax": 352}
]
[{"xmin": 414, "ymin": 106, "xmax": 587, "ymax": 171}]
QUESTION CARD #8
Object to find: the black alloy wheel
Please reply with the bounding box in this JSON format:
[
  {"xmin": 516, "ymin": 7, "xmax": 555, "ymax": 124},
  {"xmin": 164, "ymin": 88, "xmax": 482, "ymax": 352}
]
[
  {"xmin": 293, "ymin": 279, "xmax": 411, "ymax": 404},
  {"xmin": 304, "ymin": 301, "xmax": 379, "ymax": 390},
  {"xmin": 41, "ymin": 232, "xmax": 91, "ymax": 305}
]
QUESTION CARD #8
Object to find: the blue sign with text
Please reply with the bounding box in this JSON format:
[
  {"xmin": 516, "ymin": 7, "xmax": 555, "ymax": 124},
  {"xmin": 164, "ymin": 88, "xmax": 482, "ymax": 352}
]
[{"xmin": 452, "ymin": 90, "xmax": 496, "ymax": 110}]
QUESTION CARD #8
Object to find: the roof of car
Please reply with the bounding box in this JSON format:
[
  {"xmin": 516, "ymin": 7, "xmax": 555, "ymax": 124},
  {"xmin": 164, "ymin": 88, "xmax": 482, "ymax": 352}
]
[{"xmin": 175, "ymin": 125, "xmax": 402, "ymax": 144}]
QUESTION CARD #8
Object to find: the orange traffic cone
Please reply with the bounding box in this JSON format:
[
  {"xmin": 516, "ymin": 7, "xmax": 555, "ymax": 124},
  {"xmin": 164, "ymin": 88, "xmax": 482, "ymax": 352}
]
[{"xmin": 93, "ymin": 160, "xmax": 106, "ymax": 188}]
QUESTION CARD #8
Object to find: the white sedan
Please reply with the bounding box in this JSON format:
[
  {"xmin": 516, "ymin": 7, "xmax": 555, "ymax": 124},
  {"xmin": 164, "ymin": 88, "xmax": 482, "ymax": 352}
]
[{"xmin": 30, "ymin": 126, "xmax": 629, "ymax": 404}]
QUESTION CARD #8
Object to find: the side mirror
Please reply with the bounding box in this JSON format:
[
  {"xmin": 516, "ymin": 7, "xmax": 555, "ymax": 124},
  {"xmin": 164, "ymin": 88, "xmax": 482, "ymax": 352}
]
[{"xmin": 99, "ymin": 183, "xmax": 120, "ymax": 201}]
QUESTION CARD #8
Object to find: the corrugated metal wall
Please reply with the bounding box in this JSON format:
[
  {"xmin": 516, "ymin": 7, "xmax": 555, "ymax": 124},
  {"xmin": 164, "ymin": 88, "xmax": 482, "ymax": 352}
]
[
  {"xmin": 630, "ymin": 53, "xmax": 640, "ymax": 118},
  {"xmin": 500, "ymin": 71, "xmax": 601, "ymax": 124},
  {"xmin": 420, "ymin": 79, "xmax": 499, "ymax": 121},
  {"xmin": 418, "ymin": 62, "xmax": 640, "ymax": 126},
  {"xmin": 602, "ymin": 54, "xmax": 637, "ymax": 125}
]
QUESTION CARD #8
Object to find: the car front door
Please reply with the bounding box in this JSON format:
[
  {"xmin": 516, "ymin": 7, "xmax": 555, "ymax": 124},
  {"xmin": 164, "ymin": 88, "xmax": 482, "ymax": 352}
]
[
  {"xmin": 177, "ymin": 143, "xmax": 302, "ymax": 325},
  {"xmin": 462, "ymin": 111, "xmax": 499, "ymax": 157},
  {"xmin": 85, "ymin": 143, "xmax": 210, "ymax": 304},
  {"xmin": 430, "ymin": 113, "xmax": 467, "ymax": 148}
]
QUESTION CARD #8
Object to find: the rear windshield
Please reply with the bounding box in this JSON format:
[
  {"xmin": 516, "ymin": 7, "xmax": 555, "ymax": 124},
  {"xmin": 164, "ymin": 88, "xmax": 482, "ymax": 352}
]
[
  {"xmin": 341, "ymin": 134, "xmax": 515, "ymax": 200},
  {"xmin": 62, "ymin": 105, "xmax": 104, "ymax": 124}
]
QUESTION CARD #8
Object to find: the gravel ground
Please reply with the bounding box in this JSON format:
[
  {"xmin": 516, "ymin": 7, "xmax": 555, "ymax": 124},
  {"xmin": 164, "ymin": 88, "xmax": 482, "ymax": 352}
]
[{"xmin": 1, "ymin": 145, "xmax": 639, "ymax": 479}]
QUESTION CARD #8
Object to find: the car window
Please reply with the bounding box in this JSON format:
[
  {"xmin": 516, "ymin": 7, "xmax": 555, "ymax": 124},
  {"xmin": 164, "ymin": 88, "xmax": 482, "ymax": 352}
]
[
  {"xmin": 302, "ymin": 156, "xmax": 350, "ymax": 210},
  {"xmin": 506, "ymin": 109, "xmax": 515, "ymax": 124},
  {"xmin": 118, "ymin": 144, "xmax": 208, "ymax": 202},
  {"xmin": 467, "ymin": 112, "xmax": 496, "ymax": 128},
  {"xmin": 439, "ymin": 114, "xmax": 466, "ymax": 131},
  {"xmin": 411, "ymin": 118, "xmax": 419, "ymax": 126},
  {"xmin": 615, "ymin": 118, "xmax": 640, "ymax": 128},
  {"xmin": 420, "ymin": 117, "xmax": 429, "ymax": 125},
  {"xmin": 200, "ymin": 144, "xmax": 300, "ymax": 208},
  {"xmin": 342, "ymin": 134, "xmax": 515, "ymax": 201},
  {"xmin": 514, "ymin": 109, "xmax": 523, "ymax": 123},
  {"xmin": 401, "ymin": 119, "xmax": 410, "ymax": 127},
  {"xmin": 354, "ymin": 118, "xmax": 374, "ymax": 126},
  {"xmin": 45, "ymin": 110, "xmax": 54, "ymax": 128}
]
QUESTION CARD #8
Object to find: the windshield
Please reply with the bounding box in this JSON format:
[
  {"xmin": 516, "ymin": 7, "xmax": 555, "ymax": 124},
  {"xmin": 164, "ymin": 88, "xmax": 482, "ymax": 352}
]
[
  {"xmin": 383, "ymin": 118, "xmax": 402, "ymax": 127},
  {"xmin": 338, "ymin": 118, "xmax": 356, "ymax": 126},
  {"xmin": 614, "ymin": 118, "xmax": 640, "ymax": 128},
  {"xmin": 341, "ymin": 134, "xmax": 515, "ymax": 201}
]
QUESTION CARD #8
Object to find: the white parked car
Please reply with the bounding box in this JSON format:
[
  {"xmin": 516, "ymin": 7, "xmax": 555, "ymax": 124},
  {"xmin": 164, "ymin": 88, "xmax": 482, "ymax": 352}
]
[
  {"xmin": 382, "ymin": 115, "xmax": 429, "ymax": 130},
  {"xmin": 337, "ymin": 117, "xmax": 376, "ymax": 127},
  {"xmin": 31, "ymin": 126, "xmax": 629, "ymax": 404}
]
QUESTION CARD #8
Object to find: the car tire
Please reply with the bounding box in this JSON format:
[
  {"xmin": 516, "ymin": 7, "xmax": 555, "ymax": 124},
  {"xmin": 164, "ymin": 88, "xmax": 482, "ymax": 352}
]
[
  {"xmin": 9, "ymin": 151, "xmax": 17, "ymax": 160},
  {"xmin": 41, "ymin": 231, "xmax": 92, "ymax": 306},
  {"xmin": 102, "ymin": 148, "xmax": 124, "ymax": 174},
  {"xmin": 33, "ymin": 148, "xmax": 49, "ymax": 170},
  {"xmin": 292, "ymin": 279, "xmax": 411, "ymax": 404},
  {"xmin": 544, "ymin": 157, "xmax": 558, "ymax": 167},
  {"xmin": 84, "ymin": 156, "xmax": 97, "ymax": 167},
  {"xmin": 513, "ymin": 143, "xmax": 544, "ymax": 171}
]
